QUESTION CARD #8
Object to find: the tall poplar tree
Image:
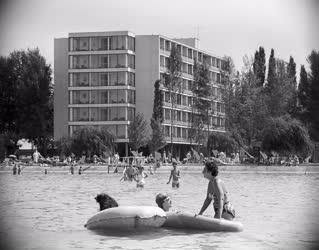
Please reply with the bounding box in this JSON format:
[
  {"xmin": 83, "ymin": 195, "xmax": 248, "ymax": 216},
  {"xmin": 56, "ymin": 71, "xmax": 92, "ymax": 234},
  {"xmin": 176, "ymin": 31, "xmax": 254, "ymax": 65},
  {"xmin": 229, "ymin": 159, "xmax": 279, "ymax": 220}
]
[
  {"xmin": 163, "ymin": 45, "xmax": 182, "ymax": 156},
  {"xmin": 307, "ymin": 50, "xmax": 319, "ymax": 141},
  {"xmin": 253, "ymin": 46, "xmax": 266, "ymax": 87},
  {"xmin": 266, "ymin": 48, "xmax": 276, "ymax": 91},
  {"xmin": 150, "ymin": 80, "xmax": 166, "ymax": 152},
  {"xmin": 297, "ymin": 65, "xmax": 310, "ymax": 117}
]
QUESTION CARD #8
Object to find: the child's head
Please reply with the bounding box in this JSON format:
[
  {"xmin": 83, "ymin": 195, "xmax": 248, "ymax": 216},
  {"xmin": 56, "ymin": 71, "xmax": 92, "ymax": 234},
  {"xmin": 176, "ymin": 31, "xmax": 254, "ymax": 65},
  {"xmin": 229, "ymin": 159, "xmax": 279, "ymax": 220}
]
[
  {"xmin": 155, "ymin": 193, "xmax": 172, "ymax": 212},
  {"xmin": 202, "ymin": 161, "xmax": 218, "ymax": 179}
]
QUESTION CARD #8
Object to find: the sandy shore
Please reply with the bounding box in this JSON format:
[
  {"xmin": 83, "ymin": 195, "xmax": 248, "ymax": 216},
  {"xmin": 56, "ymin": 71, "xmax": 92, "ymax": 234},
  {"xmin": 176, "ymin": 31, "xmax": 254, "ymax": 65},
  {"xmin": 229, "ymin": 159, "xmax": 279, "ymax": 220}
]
[{"xmin": 1, "ymin": 163, "xmax": 319, "ymax": 173}]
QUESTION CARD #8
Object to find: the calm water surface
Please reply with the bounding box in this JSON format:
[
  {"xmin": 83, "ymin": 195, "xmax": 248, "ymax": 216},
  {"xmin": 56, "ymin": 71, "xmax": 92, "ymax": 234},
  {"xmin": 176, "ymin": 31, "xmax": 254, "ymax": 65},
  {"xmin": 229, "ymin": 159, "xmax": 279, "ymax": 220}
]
[{"xmin": 0, "ymin": 168, "xmax": 319, "ymax": 250}]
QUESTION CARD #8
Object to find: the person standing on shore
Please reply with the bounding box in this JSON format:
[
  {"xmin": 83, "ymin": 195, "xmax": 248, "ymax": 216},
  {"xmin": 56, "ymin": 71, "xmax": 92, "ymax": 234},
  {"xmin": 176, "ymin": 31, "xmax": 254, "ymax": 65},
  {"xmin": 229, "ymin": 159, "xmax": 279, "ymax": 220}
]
[
  {"xmin": 198, "ymin": 161, "xmax": 235, "ymax": 220},
  {"xmin": 17, "ymin": 165, "xmax": 21, "ymax": 175},
  {"xmin": 167, "ymin": 159, "xmax": 180, "ymax": 188},
  {"xmin": 78, "ymin": 166, "xmax": 83, "ymax": 175}
]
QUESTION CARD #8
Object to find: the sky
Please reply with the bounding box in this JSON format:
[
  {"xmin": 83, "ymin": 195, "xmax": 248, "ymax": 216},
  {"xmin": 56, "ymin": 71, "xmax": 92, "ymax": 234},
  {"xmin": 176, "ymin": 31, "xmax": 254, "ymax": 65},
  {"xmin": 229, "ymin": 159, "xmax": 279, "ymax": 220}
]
[{"xmin": 0, "ymin": 0, "xmax": 318, "ymax": 75}]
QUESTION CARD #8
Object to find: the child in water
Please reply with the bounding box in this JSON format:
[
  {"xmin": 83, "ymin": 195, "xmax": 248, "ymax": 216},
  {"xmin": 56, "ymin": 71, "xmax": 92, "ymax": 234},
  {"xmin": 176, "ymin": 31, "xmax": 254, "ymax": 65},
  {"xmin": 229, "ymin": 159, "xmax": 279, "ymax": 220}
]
[
  {"xmin": 167, "ymin": 160, "xmax": 180, "ymax": 188},
  {"xmin": 133, "ymin": 166, "xmax": 148, "ymax": 188},
  {"xmin": 198, "ymin": 161, "xmax": 235, "ymax": 220}
]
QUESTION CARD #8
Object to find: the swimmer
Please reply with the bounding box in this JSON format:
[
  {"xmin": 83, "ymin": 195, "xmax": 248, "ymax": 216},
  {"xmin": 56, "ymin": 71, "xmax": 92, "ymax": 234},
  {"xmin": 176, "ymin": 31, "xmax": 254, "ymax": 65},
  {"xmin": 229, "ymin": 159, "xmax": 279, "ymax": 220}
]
[
  {"xmin": 167, "ymin": 160, "xmax": 180, "ymax": 188},
  {"xmin": 133, "ymin": 166, "xmax": 148, "ymax": 188}
]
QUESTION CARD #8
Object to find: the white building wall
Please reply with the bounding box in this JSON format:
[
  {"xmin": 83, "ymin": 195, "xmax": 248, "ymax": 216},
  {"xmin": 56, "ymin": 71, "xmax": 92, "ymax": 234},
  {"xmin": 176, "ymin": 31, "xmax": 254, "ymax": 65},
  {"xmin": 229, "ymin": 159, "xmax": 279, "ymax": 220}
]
[{"xmin": 135, "ymin": 35, "xmax": 160, "ymax": 137}]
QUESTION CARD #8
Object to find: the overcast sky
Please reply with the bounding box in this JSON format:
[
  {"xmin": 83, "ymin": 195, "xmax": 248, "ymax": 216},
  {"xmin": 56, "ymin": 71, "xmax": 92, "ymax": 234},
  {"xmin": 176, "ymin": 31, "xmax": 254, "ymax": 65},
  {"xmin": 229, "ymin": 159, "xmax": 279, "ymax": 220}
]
[{"xmin": 0, "ymin": 0, "xmax": 318, "ymax": 74}]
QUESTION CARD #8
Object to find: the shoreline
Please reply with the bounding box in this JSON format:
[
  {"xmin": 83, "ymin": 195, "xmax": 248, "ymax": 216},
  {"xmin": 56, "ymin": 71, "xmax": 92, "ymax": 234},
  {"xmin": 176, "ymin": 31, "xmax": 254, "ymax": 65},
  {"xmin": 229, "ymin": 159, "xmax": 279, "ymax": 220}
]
[{"xmin": 1, "ymin": 163, "xmax": 319, "ymax": 173}]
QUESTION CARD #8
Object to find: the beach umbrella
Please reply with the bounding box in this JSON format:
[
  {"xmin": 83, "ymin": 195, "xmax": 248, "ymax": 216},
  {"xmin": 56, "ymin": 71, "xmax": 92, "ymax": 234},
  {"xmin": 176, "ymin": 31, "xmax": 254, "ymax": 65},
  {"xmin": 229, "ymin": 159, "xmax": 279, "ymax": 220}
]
[{"xmin": 8, "ymin": 154, "xmax": 17, "ymax": 159}]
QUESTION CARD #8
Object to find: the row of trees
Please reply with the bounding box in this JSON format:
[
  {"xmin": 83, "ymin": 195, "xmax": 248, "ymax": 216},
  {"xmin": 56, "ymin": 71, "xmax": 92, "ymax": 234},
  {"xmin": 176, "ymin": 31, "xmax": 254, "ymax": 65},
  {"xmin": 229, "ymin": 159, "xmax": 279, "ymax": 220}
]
[{"xmin": 221, "ymin": 48, "xmax": 319, "ymax": 158}]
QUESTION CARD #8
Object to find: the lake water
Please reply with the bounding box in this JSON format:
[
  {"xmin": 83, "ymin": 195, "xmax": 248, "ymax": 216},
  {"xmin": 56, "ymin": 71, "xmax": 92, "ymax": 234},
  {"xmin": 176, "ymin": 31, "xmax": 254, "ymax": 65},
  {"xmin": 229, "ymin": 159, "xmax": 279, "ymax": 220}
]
[{"xmin": 0, "ymin": 167, "xmax": 319, "ymax": 250}]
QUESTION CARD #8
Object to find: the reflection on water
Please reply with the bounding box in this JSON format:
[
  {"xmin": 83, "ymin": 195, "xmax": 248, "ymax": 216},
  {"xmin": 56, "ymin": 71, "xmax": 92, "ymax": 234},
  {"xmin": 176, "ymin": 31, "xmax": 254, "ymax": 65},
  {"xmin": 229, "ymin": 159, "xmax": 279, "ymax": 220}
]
[{"xmin": 0, "ymin": 169, "xmax": 319, "ymax": 250}]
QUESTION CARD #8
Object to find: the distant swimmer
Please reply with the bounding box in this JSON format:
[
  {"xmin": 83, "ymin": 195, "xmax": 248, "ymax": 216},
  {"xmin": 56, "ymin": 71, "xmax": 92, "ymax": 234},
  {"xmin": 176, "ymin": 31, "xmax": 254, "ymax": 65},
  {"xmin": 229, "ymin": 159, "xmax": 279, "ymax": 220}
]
[
  {"xmin": 167, "ymin": 160, "xmax": 180, "ymax": 188},
  {"xmin": 133, "ymin": 166, "xmax": 148, "ymax": 188},
  {"xmin": 18, "ymin": 165, "xmax": 21, "ymax": 175}
]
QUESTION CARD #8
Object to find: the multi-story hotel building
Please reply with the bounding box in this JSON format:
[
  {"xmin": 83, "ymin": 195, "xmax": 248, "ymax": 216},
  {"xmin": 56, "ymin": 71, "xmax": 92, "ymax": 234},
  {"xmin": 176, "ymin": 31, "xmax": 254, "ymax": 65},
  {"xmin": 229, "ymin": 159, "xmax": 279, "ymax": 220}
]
[{"xmin": 54, "ymin": 31, "xmax": 225, "ymax": 159}]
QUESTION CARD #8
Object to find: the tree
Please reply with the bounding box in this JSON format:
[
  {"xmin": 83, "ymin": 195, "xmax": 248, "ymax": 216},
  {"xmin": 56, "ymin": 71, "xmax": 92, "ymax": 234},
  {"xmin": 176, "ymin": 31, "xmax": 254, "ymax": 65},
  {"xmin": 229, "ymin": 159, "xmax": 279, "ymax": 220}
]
[
  {"xmin": 193, "ymin": 59, "xmax": 211, "ymax": 143},
  {"xmin": 0, "ymin": 56, "xmax": 18, "ymax": 134},
  {"xmin": 149, "ymin": 80, "xmax": 166, "ymax": 153},
  {"xmin": 261, "ymin": 115, "xmax": 312, "ymax": 157},
  {"xmin": 307, "ymin": 50, "xmax": 319, "ymax": 141},
  {"xmin": 69, "ymin": 127, "xmax": 115, "ymax": 158},
  {"xmin": 163, "ymin": 45, "xmax": 182, "ymax": 156},
  {"xmin": 128, "ymin": 112, "xmax": 149, "ymax": 151},
  {"xmin": 253, "ymin": 46, "xmax": 266, "ymax": 87},
  {"xmin": 207, "ymin": 131, "xmax": 239, "ymax": 155},
  {"xmin": 287, "ymin": 56, "xmax": 297, "ymax": 86},
  {"xmin": 266, "ymin": 48, "xmax": 276, "ymax": 91},
  {"xmin": 297, "ymin": 65, "xmax": 310, "ymax": 120},
  {"xmin": 0, "ymin": 48, "xmax": 53, "ymax": 156}
]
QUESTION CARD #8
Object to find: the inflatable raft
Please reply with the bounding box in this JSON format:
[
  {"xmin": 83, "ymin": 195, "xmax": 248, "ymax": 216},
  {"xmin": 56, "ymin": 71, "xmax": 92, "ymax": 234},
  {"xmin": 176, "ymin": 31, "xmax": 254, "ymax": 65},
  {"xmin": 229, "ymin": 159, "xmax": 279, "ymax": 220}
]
[
  {"xmin": 163, "ymin": 211, "xmax": 243, "ymax": 232},
  {"xmin": 85, "ymin": 206, "xmax": 167, "ymax": 230}
]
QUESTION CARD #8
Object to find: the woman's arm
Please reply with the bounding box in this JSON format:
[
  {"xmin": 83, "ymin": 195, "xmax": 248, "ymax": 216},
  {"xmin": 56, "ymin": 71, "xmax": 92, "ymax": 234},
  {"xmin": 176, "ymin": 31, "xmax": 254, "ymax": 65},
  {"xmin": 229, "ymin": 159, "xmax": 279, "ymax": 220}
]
[{"xmin": 198, "ymin": 182, "xmax": 213, "ymax": 215}]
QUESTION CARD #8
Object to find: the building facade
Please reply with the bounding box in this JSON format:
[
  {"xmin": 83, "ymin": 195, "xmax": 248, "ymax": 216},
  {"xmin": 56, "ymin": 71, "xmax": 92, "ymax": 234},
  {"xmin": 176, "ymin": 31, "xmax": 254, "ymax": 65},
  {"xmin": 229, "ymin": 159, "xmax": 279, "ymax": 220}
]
[{"xmin": 54, "ymin": 31, "xmax": 225, "ymax": 158}]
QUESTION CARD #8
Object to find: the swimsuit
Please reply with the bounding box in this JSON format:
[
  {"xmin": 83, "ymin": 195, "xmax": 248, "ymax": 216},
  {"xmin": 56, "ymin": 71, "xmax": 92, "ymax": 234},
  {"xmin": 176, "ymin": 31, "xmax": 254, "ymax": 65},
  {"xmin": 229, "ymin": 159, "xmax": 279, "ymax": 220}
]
[{"xmin": 208, "ymin": 192, "xmax": 235, "ymax": 218}]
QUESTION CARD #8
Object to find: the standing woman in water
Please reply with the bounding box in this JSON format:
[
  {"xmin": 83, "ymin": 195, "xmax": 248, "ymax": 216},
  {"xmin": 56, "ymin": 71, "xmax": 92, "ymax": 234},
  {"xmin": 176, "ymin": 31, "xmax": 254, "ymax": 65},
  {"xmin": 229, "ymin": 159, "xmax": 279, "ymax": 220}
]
[{"xmin": 198, "ymin": 161, "xmax": 235, "ymax": 220}]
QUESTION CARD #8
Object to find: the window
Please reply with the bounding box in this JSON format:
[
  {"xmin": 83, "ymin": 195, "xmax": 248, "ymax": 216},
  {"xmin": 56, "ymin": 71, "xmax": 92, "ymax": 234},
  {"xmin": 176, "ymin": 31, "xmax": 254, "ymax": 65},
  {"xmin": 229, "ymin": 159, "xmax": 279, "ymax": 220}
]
[
  {"xmin": 91, "ymin": 73, "xmax": 99, "ymax": 86},
  {"xmin": 100, "ymin": 108, "xmax": 108, "ymax": 121},
  {"xmin": 160, "ymin": 38, "xmax": 165, "ymax": 50},
  {"xmin": 217, "ymin": 73, "xmax": 221, "ymax": 83},
  {"xmin": 128, "ymin": 90, "xmax": 135, "ymax": 104},
  {"xmin": 164, "ymin": 126, "xmax": 170, "ymax": 136},
  {"xmin": 90, "ymin": 108, "xmax": 99, "ymax": 121},
  {"xmin": 72, "ymin": 107, "xmax": 89, "ymax": 121},
  {"xmin": 177, "ymin": 127, "xmax": 181, "ymax": 138},
  {"xmin": 188, "ymin": 48, "xmax": 192, "ymax": 59},
  {"xmin": 182, "ymin": 47, "xmax": 187, "ymax": 57},
  {"xmin": 128, "ymin": 107, "xmax": 135, "ymax": 121},
  {"xmin": 100, "ymin": 73, "xmax": 108, "ymax": 86},
  {"xmin": 165, "ymin": 40, "xmax": 170, "ymax": 51},
  {"xmin": 128, "ymin": 72, "xmax": 135, "ymax": 86},
  {"xmin": 182, "ymin": 95, "xmax": 187, "ymax": 106},
  {"xmin": 164, "ymin": 109, "xmax": 170, "ymax": 120},
  {"xmin": 160, "ymin": 56, "xmax": 165, "ymax": 67},
  {"xmin": 72, "ymin": 90, "xmax": 89, "ymax": 104},
  {"xmin": 117, "ymin": 125, "xmax": 126, "ymax": 138},
  {"xmin": 118, "ymin": 90, "xmax": 126, "ymax": 103},
  {"xmin": 90, "ymin": 90, "xmax": 99, "ymax": 104},
  {"xmin": 188, "ymin": 80, "xmax": 192, "ymax": 90},
  {"xmin": 188, "ymin": 64, "xmax": 193, "ymax": 75},
  {"xmin": 182, "ymin": 112, "xmax": 187, "ymax": 122},
  {"xmin": 72, "ymin": 37, "xmax": 89, "ymax": 51},
  {"xmin": 72, "ymin": 55, "xmax": 89, "ymax": 69},
  {"xmin": 176, "ymin": 111, "xmax": 181, "ymax": 121},
  {"xmin": 110, "ymin": 36, "xmax": 127, "ymax": 50},
  {"xmin": 164, "ymin": 92, "xmax": 170, "ymax": 103},
  {"xmin": 177, "ymin": 94, "xmax": 181, "ymax": 105},
  {"xmin": 128, "ymin": 55, "xmax": 135, "ymax": 69},
  {"xmin": 128, "ymin": 36, "xmax": 135, "ymax": 51},
  {"xmin": 72, "ymin": 73, "xmax": 89, "ymax": 87}
]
